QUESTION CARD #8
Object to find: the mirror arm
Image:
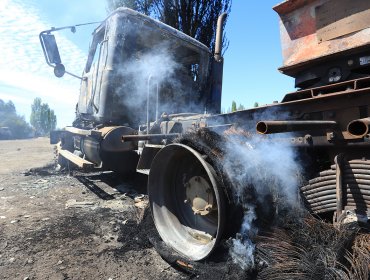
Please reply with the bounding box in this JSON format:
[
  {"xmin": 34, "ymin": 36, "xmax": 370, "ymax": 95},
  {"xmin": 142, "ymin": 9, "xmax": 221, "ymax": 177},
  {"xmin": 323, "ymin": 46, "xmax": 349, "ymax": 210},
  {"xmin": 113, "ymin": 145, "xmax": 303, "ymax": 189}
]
[
  {"xmin": 66, "ymin": 71, "xmax": 85, "ymax": 80},
  {"xmin": 39, "ymin": 21, "xmax": 102, "ymax": 80}
]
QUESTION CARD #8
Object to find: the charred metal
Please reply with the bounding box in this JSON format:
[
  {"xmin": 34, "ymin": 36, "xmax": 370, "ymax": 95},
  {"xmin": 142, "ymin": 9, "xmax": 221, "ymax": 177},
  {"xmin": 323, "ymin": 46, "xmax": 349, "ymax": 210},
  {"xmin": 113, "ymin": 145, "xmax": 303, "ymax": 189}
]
[{"xmin": 40, "ymin": 0, "xmax": 369, "ymax": 264}]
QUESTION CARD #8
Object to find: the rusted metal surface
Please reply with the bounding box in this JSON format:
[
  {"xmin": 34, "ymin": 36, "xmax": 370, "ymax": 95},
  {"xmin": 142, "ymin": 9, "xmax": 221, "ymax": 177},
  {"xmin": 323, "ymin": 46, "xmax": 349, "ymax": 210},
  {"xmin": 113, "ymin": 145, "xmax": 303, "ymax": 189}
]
[
  {"xmin": 273, "ymin": 0, "xmax": 317, "ymax": 15},
  {"xmin": 256, "ymin": 120, "xmax": 337, "ymax": 134},
  {"xmin": 347, "ymin": 117, "xmax": 370, "ymax": 137},
  {"xmin": 274, "ymin": 0, "xmax": 370, "ymax": 73},
  {"xmin": 281, "ymin": 75, "xmax": 370, "ymax": 102},
  {"xmin": 316, "ymin": 0, "xmax": 370, "ymax": 42}
]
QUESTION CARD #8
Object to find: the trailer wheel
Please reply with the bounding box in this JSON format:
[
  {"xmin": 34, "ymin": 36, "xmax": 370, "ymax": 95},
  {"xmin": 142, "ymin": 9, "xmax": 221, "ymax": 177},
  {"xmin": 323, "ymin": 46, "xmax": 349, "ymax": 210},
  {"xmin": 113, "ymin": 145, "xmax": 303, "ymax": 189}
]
[{"xmin": 148, "ymin": 143, "xmax": 225, "ymax": 261}]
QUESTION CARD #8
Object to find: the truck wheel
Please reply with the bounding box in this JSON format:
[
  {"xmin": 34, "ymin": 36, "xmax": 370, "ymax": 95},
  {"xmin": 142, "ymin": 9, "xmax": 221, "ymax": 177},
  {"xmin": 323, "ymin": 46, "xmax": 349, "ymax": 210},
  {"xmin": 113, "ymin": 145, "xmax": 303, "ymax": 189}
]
[{"xmin": 148, "ymin": 143, "xmax": 226, "ymax": 261}]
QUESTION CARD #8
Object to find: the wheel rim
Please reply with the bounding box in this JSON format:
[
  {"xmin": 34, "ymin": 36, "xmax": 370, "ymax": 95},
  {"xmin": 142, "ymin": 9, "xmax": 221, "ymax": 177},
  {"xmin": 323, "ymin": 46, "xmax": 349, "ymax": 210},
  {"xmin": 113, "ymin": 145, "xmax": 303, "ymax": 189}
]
[{"xmin": 148, "ymin": 144, "xmax": 225, "ymax": 260}]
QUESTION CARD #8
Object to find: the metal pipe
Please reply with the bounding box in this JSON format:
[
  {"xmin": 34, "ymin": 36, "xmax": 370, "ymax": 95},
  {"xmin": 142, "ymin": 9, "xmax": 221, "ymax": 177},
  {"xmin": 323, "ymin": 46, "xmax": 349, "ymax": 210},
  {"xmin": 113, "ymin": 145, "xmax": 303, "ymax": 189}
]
[
  {"xmin": 330, "ymin": 163, "xmax": 370, "ymax": 169},
  {"xmin": 146, "ymin": 75, "xmax": 157, "ymax": 135},
  {"xmin": 309, "ymin": 175, "xmax": 337, "ymax": 184},
  {"xmin": 155, "ymin": 82, "xmax": 159, "ymax": 121},
  {"xmin": 312, "ymin": 205, "xmax": 337, "ymax": 213},
  {"xmin": 214, "ymin": 13, "xmax": 227, "ymax": 62},
  {"xmin": 146, "ymin": 75, "xmax": 160, "ymax": 130},
  {"xmin": 122, "ymin": 133, "xmax": 180, "ymax": 142},
  {"xmin": 311, "ymin": 202, "xmax": 369, "ymax": 213},
  {"xmin": 308, "ymin": 194, "xmax": 370, "ymax": 204},
  {"xmin": 302, "ymin": 184, "xmax": 336, "ymax": 195},
  {"xmin": 344, "ymin": 174, "xmax": 370, "ymax": 180},
  {"xmin": 303, "ymin": 184, "xmax": 370, "ymax": 195},
  {"xmin": 319, "ymin": 170, "xmax": 336, "ymax": 176},
  {"xmin": 347, "ymin": 117, "xmax": 370, "ymax": 137},
  {"xmin": 256, "ymin": 120, "xmax": 337, "ymax": 134},
  {"xmin": 302, "ymin": 176, "xmax": 370, "ymax": 187},
  {"xmin": 311, "ymin": 200, "xmax": 370, "ymax": 209},
  {"xmin": 303, "ymin": 178, "xmax": 370, "ymax": 192},
  {"xmin": 334, "ymin": 155, "xmax": 344, "ymax": 220},
  {"xmin": 306, "ymin": 189, "xmax": 370, "ymax": 199},
  {"xmin": 341, "ymin": 169, "xmax": 370, "ymax": 175},
  {"xmin": 348, "ymin": 160, "xmax": 370, "ymax": 165},
  {"xmin": 307, "ymin": 178, "xmax": 370, "ymax": 191},
  {"xmin": 303, "ymin": 179, "xmax": 337, "ymax": 190}
]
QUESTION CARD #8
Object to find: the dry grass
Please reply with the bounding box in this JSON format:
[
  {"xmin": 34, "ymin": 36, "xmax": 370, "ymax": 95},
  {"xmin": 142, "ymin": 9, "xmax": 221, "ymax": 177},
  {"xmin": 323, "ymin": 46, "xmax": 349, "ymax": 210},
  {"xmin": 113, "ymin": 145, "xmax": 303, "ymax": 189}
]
[{"xmin": 256, "ymin": 215, "xmax": 369, "ymax": 280}]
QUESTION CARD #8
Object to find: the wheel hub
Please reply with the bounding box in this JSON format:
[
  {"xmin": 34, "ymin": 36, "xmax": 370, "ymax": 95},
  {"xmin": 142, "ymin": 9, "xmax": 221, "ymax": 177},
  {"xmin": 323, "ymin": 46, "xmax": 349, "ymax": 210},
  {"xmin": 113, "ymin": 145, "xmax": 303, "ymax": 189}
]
[
  {"xmin": 185, "ymin": 176, "xmax": 215, "ymax": 216},
  {"xmin": 148, "ymin": 143, "xmax": 226, "ymax": 260}
]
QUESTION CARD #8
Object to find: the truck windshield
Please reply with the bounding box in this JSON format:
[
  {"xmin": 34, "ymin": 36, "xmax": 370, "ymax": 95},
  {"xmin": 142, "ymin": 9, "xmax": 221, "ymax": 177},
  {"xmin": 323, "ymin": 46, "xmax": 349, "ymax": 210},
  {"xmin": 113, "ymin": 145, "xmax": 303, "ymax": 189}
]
[
  {"xmin": 84, "ymin": 25, "xmax": 105, "ymax": 73},
  {"xmin": 114, "ymin": 17, "xmax": 211, "ymax": 118}
]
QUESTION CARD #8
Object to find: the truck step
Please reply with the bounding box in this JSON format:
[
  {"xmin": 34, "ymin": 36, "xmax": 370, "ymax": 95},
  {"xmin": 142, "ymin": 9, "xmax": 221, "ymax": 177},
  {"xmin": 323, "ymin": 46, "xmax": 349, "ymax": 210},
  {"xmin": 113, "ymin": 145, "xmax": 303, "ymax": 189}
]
[
  {"xmin": 136, "ymin": 144, "xmax": 165, "ymax": 175},
  {"xmin": 59, "ymin": 149, "xmax": 95, "ymax": 169},
  {"xmin": 137, "ymin": 169, "xmax": 150, "ymax": 175}
]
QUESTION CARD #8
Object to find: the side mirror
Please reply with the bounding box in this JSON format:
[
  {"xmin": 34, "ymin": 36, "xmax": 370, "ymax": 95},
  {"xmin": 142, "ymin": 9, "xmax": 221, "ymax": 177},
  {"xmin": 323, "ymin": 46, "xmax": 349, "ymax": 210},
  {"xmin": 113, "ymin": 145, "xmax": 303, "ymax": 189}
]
[
  {"xmin": 39, "ymin": 24, "xmax": 99, "ymax": 80},
  {"xmin": 54, "ymin": 63, "xmax": 65, "ymax": 78},
  {"xmin": 40, "ymin": 33, "xmax": 62, "ymax": 64}
]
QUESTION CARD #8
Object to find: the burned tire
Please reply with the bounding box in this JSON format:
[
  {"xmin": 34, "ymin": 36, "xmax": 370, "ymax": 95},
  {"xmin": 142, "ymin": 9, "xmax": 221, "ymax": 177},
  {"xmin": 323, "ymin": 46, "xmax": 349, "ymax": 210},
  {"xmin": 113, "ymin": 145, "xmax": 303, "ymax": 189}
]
[{"xmin": 148, "ymin": 143, "xmax": 226, "ymax": 261}]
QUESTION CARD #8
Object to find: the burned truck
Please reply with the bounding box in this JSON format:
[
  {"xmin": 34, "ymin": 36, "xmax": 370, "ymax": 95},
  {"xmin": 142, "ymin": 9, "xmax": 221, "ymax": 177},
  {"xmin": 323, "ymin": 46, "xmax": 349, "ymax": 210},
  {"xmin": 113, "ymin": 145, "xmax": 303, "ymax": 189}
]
[{"xmin": 40, "ymin": 0, "xmax": 369, "ymax": 262}]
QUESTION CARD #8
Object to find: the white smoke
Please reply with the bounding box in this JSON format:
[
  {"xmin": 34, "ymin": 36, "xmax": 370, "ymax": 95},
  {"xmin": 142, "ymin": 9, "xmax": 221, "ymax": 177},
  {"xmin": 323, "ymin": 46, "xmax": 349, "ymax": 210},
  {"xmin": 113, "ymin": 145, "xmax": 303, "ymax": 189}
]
[
  {"xmin": 110, "ymin": 18, "xmax": 210, "ymax": 127},
  {"xmin": 116, "ymin": 43, "xmax": 181, "ymax": 118},
  {"xmin": 229, "ymin": 203, "xmax": 257, "ymax": 270},
  {"xmin": 222, "ymin": 126, "xmax": 302, "ymax": 269}
]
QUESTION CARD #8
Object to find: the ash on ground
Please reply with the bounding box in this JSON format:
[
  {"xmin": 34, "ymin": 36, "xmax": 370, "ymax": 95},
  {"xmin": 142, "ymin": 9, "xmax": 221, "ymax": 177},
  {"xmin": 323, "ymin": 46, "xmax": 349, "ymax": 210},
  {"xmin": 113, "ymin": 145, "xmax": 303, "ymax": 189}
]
[{"xmin": 0, "ymin": 138, "xmax": 368, "ymax": 280}]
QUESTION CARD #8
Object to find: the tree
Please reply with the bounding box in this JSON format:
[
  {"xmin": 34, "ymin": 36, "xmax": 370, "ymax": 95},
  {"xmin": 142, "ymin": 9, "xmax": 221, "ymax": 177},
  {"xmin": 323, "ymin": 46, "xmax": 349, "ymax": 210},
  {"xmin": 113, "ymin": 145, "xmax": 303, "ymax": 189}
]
[
  {"xmin": 30, "ymin": 98, "xmax": 57, "ymax": 136},
  {"xmin": 237, "ymin": 104, "xmax": 245, "ymax": 111},
  {"xmin": 231, "ymin": 100, "xmax": 237, "ymax": 112},
  {"xmin": 0, "ymin": 99, "xmax": 32, "ymax": 139},
  {"xmin": 106, "ymin": 0, "xmax": 232, "ymax": 53},
  {"xmin": 254, "ymin": 102, "xmax": 259, "ymax": 108}
]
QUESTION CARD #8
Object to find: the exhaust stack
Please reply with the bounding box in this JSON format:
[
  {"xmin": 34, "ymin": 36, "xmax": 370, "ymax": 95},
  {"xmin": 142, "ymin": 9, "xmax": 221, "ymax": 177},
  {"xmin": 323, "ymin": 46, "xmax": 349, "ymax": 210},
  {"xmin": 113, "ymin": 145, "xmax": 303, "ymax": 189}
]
[{"xmin": 214, "ymin": 13, "xmax": 227, "ymax": 62}]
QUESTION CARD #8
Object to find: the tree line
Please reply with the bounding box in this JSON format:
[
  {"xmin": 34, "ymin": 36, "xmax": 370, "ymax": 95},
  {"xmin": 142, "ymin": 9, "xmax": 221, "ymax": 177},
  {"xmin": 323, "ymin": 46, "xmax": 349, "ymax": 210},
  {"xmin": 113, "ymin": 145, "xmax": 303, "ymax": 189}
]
[{"xmin": 0, "ymin": 98, "xmax": 57, "ymax": 140}]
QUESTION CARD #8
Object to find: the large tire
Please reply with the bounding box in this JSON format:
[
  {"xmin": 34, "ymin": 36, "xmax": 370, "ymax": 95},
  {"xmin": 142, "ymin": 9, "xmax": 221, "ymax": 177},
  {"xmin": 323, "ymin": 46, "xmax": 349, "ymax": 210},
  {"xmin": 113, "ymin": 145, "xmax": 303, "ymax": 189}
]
[{"xmin": 148, "ymin": 143, "xmax": 226, "ymax": 261}]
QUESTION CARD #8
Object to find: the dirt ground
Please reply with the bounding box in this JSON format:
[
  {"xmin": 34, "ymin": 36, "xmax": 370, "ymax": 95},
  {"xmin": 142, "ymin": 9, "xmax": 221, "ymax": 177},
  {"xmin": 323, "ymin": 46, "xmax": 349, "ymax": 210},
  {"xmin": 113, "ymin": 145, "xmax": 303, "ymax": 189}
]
[
  {"xmin": 2, "ymin": 138, "xmax": 367, "ymax": 280},
  {"xmin": 0, "ymin": 138, "xmax": 189, "ymax": 280}
]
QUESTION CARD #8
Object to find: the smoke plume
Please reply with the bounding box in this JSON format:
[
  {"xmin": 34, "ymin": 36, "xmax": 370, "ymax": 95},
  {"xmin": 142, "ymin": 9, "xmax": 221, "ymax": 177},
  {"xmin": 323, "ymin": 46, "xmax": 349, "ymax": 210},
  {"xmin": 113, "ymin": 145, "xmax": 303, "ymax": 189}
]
[
  {"xmin": 113, "ymin": 32, "xmax": 209, "ymax": 127},
  {"xmin": 221, "ymin": 126, "xmax": 303, "ymax": 269}
]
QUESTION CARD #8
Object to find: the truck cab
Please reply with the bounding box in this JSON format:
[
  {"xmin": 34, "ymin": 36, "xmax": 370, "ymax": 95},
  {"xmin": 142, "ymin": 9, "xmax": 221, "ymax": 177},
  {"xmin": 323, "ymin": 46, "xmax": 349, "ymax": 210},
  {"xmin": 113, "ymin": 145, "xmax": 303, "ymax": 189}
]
[
  {"xmin": 44, "ymin": 8, "xmax": 219, "ymax": 129},
  {"xmin": 40, "ymin": 8, "xmax": 226, "ymax": 173}
]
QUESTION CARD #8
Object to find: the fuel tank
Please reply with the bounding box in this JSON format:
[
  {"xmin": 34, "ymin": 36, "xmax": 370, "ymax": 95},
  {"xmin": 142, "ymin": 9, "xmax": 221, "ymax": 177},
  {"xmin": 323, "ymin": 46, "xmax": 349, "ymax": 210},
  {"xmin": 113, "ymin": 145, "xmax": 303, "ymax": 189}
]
[{"xmin": 81, "ymin": 126, "xmax": 139, "ymax": 174}]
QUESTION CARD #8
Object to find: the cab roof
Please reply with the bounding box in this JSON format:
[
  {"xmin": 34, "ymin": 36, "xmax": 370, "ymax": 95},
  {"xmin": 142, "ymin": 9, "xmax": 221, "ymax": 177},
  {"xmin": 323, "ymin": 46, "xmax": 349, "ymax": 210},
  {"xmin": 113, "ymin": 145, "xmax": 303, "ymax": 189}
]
[{"xmin": 95, "ymin": 7, "xmax": 212, "ymax": 55}]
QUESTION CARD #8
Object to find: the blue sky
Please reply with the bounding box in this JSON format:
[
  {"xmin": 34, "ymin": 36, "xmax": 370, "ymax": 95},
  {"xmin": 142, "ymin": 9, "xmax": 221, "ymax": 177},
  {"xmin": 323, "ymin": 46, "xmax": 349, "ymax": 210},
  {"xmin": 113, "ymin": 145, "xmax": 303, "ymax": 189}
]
[{"xmin": 0, "ymin": 0, "xmax": 294, "ymax": 127}]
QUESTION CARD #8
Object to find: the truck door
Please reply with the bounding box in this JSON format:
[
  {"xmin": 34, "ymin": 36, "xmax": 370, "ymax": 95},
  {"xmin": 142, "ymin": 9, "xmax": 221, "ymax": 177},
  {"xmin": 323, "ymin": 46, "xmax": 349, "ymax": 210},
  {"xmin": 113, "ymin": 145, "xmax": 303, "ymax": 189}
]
[{"xmin": 78, "ymin": 25, "xmax": 107, "ymax": 116}]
